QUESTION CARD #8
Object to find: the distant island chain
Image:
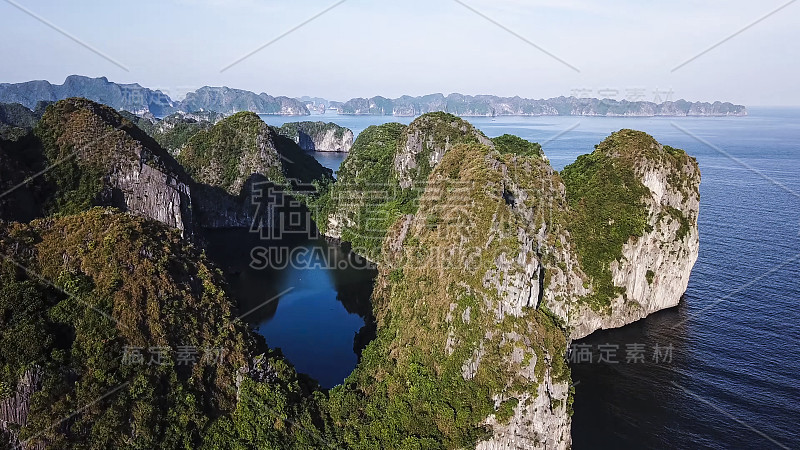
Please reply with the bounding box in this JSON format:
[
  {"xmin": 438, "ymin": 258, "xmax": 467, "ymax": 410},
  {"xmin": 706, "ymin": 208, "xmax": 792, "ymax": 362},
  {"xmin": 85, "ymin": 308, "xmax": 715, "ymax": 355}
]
[{"xmin": 0, "ymin": 75, "xmax": 747, "ymax": 117}]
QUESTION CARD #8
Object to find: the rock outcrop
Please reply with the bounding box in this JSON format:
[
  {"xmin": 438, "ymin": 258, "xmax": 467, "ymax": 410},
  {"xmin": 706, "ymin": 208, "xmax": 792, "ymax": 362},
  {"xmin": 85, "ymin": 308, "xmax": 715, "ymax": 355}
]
[
  {"xmin": 178, "ymin": 111, "xmax": 332, "ymax": 228},
  {"xmin": 178, "ymin": 86, "xmax": 309, "ymax": 116},
  {"xmin": 325, "ymin": 115, "xmax": 700, "ymax": 449},
  {"xmin": 0, "ymin": 368, "xmax": 44, "ymax": 450},
  {"xmin": 33, "ymin": 98, "xmax": 195, "ymax": 235},
  {"xmin": 559, "ymin": 130, "xmax": 700, "ymax": 339},
  {"xmin": 278, "ymin": 121, "xmax": 354, "ymax": 152},
  {"xmin": 393, "ymin": 111, "xmax": 494, "ymax": 188},
  {"xmin": 319, "ymin": 112, "xmax": 492, "ymax": 260},
  {"xmin": 328, "ymin": 142, "xmax": 574, "ymax": 448}
]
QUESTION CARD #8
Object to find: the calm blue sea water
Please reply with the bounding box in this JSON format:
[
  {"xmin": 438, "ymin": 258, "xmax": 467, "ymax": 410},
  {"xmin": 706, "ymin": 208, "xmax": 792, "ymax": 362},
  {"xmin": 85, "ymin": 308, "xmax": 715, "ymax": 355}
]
[
  {"xmin": 202, "ymin": 230, "xmax": 376, "ymax": 389},
  {"xmin": 256, "ymin": 110, "xmax": 800, "ymax": 448}
]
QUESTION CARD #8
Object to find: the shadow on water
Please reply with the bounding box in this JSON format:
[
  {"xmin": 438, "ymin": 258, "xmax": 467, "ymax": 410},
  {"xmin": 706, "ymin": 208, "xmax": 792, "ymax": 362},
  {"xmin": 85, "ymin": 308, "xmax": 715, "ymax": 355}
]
[
  {"xmin": 570, "ymin": 300, "xmax": 690, "ymax": 449},
  {"xmin": 202, "ymin": 228, "xmax": 377, "ymax": 388}
]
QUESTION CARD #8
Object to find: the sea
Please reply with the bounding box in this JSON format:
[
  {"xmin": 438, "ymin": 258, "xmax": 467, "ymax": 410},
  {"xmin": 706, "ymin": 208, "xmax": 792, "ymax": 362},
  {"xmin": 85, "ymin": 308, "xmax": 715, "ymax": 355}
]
[{"xmin": 205, "ymin": 110, "xmax": 800, "ymax": 449}]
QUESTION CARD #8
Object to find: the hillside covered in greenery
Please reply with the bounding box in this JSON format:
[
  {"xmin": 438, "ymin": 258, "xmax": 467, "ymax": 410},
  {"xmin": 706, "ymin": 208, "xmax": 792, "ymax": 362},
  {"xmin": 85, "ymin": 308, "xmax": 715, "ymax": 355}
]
[
  {"xmin": 317, "ymin": 112, "xmax": 495, "ymax": 261},
  {"xmin": 0, "ymin": 209, "xmax": 331, "ymax": 449},
  {"xmin": 178, "ymin": 112, "xmax": 332, "ymax": 196},
  {"xmin": 327, "ymin": 142, "xmax": 572, "ymax": 448}
]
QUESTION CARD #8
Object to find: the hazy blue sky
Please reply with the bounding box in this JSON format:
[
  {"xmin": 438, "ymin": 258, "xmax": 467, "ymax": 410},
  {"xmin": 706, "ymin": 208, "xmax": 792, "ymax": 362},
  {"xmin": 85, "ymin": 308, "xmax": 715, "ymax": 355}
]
[{"xmin": 1, "ymin": 0, "xmax": 797, "ymax": 105}]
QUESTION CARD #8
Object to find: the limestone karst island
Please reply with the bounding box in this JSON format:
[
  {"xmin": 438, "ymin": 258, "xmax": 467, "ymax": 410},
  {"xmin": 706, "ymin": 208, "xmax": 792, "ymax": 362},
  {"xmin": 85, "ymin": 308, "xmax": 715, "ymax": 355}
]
[{"xmin": 0, "ymin": 84, "xmax": 700, "ymax": 448}]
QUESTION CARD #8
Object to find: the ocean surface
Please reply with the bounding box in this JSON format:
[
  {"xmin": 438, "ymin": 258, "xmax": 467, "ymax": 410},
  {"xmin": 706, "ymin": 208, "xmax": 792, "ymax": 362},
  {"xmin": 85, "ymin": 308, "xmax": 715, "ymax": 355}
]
[{"xmin": 245, "ymin": 111, "xmax": 800, "ymax": 448}]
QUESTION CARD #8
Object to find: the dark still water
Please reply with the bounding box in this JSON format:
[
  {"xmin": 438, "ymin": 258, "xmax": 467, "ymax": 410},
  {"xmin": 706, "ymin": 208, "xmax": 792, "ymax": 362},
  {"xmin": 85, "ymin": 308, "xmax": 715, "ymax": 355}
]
[
  {"xmin": 244, "ymin": 109, "xmax": 798, "ymax": 447},
  {"xmin": 203, "ymin": 229, "xmax": 376, "ymax": 388}
]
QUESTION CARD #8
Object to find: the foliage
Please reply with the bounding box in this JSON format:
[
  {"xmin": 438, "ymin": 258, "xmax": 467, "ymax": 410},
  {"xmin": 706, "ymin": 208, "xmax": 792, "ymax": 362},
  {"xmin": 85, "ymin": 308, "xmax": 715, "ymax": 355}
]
[
  {"xmin": 495, "ymin": 398, "xmax": 519, "ymax": 424},
  {"xmin": 491, "ymin": 134, "xmax": 543, "ymax": 158},
  {"xmin": 0, "ymin": 209, "xmax": 327, "ymax": 448},
  {"xmin": 122, "ymin": 111, "xmax": 225, "ymax": 156},
  {"xmin": 560, "ymin": 130, "xmax": 653, "ymax": 310},
  {"xmin": 179, "ymin": 112, "xmax": 280, "ymax": 194},
  {"xmin": 178, "ymin": 112, "xmax": 332, "ymax": 197},
  {"xmin": 201, "ymin": 353, "xmax": 332, "ymax": 450},
  {"xmin": 35, "ymin": 99, "xmax": 130, "ymax": 215},
  {"xmin": 0, "ymin": 102, "xmax": 39, "ymax": 129},
  {"xmin": 324, "ymin": 113, "xmax": 489, "ymax": 261},
  {"xmin": 318, "ymin": 122, "xmax": 407, "ymax": 259},
  {"xmin": 327, "ymin": 144, "xmax": 570, "ymax": 448},
  {"xmin": 156, "ymin": 121, "xmax": 210, "ymax": 154}
]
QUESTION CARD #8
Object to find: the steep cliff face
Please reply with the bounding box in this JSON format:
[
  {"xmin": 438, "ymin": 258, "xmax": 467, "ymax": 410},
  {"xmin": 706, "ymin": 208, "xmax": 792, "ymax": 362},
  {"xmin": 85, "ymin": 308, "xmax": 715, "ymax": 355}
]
[
  {"xmin": 0, "ymin": 368, "xmax": 44, "ymax": 450},
  {"xmin": 320, "ymin": 112, "xmax": 492, "ymax": 260},
  {"xmin": 560, "ymin": 130, "xmax": 700, "ymax": 338},
  {"xmin": 34, "ymin": 98, "xmax": 195, "ymax": 235},
  {"xmin": 393, "ymin": 111, "xmax": 494, "ymax": 189},
  {"xmin": 278, "ymin": 121, "xmax": 354, "ymax": 152}
]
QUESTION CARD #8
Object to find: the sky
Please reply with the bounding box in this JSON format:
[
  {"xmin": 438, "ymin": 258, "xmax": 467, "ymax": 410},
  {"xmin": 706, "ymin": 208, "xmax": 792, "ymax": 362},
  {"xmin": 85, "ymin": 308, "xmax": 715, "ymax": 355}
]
[{"xmin": 0, "ymin": 0, "xmax": 798, "ymax": 105}]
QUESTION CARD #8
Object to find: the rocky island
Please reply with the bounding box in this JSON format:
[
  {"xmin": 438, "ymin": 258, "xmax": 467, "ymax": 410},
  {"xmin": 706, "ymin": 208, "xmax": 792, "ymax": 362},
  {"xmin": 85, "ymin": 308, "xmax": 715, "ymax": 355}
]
[
  {"xmin": 0, "ymin": 100, "xmax": 699, "ymax": 449},
  {"xmin": 318, "ymin": 113, "xmax": 699, "ymax": 447},
  {"xmin": 0, "ymin": 76, "xmax": 746, "ymax": 117},
  {"xmin": 0, "ymin": 76, "xmax": 309, "ymax": 116},
  {"xmin": 335, "ymin": 94, "xmax": 746, "ymax": 117},
  {"xmin": 277, "ymin": 121, "xmax": 354, "ymax": 152}
]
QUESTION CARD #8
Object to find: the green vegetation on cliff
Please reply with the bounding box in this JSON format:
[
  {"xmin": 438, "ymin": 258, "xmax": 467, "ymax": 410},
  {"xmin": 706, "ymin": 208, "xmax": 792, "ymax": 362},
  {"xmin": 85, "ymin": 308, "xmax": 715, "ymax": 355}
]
[
  {"xmin": 560, "ymin": 129, "xmax": 696, "ymax": 310},
  {"xmin": 0, "ymin": 208, "xmax": 329, "ymax": 448},
  {"xmin": 0, "ymin": 209, "xmax": 247, "ymax": 446},
  {"xmin": 318, "ymin": 122, "xmax": 409, "ymax": 259},
  {"xmin": 120, "ymin": 111, "xmax": 225, "ymax": 156},
  {"xmin": 320, "ymin": 112, "xmax": 491, "ymax": 261},
  {"xmin": 178, "ymin": 112, "xmax": 332, "ymax": 197},
  {"xmin": 179, "ymin": 112, "xmax": 284, "ymax": 194},
  {"xmin": 0, "ymin": 102, "xmax": 41, "ymax": 140},
  {"xmin": 491, "ymin": 134, "xmax": 543, "ymax": 158},
  {"xmin": 278, "ymin": 121, "xmax": 348, "ymax": 142},
  {"xmin": 327, "ymin": 143, "xmax": 569, "ymax": 448}
]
